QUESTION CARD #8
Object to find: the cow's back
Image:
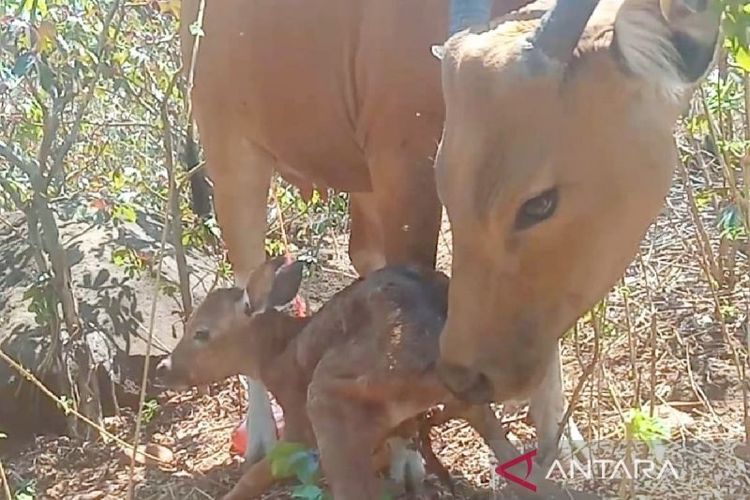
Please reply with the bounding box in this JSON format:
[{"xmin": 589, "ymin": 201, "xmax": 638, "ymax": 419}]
[{"xmin": 181, "ymin": 0, "xmax": 528, "ymax": 192}]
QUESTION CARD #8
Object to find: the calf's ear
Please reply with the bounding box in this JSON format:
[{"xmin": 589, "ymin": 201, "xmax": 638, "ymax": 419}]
[
  {"xmin": 243, "ymin": 257, "xmax": 303, "ymax": 315},
  {"xmin": 266, "ymin": 260, "xmax": 304, "ymax": 309}
]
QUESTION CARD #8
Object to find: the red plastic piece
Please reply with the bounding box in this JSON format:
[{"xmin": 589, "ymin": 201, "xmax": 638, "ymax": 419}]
[{"xmin": 230, "ymin": 395, "xmax": 286, "ymax": 456}]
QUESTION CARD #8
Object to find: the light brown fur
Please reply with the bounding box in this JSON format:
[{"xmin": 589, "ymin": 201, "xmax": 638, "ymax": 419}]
[
  {"xmin": 179, "ymin": 0, "xmax": 532, "ymax": 280},
  {"xmin": 435, "ymin": 0, "xmax": 721, "ymax": 405}
]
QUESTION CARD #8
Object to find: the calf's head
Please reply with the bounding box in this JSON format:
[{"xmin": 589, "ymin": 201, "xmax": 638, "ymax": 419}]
[
  {"xmin": 157, "ymin": 257, "xmax": 304, "ymax": 388},
  {"xmin": 435, "ymin": 0, "xmax": 721, "ymax": 402}
]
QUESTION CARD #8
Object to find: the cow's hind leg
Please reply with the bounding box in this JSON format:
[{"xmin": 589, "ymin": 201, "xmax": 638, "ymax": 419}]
[{"xmin": 201, "ymin": 132, "xmax": 276, "ymax": 464}]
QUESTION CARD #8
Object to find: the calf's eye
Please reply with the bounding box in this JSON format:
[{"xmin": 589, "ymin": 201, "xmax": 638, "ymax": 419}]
[{"xmin": 514, "ymin": 188, "xmax": 559, "ymax": 230}]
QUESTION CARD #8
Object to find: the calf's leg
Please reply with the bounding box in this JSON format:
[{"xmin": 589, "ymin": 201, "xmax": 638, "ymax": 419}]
[{"xmin": 308, "ymin": 386, "xmax": 385, "ymax": 499}]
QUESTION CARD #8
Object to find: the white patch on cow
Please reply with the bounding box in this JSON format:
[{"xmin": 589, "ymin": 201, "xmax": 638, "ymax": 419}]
[{"xmin": 614, "ymin": 4, "xmax": 687, "ymax": 99}]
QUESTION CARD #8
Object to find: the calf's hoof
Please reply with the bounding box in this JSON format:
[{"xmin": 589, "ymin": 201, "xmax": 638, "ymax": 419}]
[{"xmin": 387, "ymin": 437, "xmax": 427, "ymax": 495}]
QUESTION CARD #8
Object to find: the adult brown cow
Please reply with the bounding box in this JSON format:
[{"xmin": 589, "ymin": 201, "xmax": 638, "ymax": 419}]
[
  {"xmin": 178, "ymin": 0, "xmax": 534, "ymax": 478},
  {"xmin": 435, "ymin": 0, "xmax": 721, "ymax": 464}
]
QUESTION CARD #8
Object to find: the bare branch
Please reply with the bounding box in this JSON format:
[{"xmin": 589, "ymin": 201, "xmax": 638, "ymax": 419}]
[
  {"xmin": 46, "ymin": 0, "xmax": 125, "ymax": 189},
  {"xmin": 0, "ymin": 141, "xmax": 33, "ymax": 173}
]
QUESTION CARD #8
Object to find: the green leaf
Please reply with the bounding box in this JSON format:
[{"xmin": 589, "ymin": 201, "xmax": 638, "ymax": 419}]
[
  {"xmin": 736, "ymin": 46, "xmax": 750, "ymax": 72},
  {"xmin": 717, "ymin": 204, "xmax": 746, "ymax": 240},
  {"xmin": 112, "ymin": 203, "xmax": 137, "ymax": 223},
  {"xmin": 57, "ymin": 395, "xmax": 73, "ymax": 416},
  {"xmin": 37, "ymin": 60, "xmax": 55, "ymax": 94},
  {"xmin": 291, "ymin": 485, "xmax": 324, "ymax": 500},
  {"xmin": 111, "ymin": 170, "xmax": 125, "ymax": 191},
  {"xmin": 12, "ymin": 52, "xmax": 35, "ymax": 77},
  {"xmin": 112, "ymin": 248, "xmax": 127, "ymax": 266},
  {"xmin": 23, "ymin": 0, "xmax": 48, "ymax": 16},
  {"xmin": 267, "ymin": 442, "xmax": 309, "ymax": 479},
  {"xmin": 188, "ymin": 21, "xmax": 204, "ymax": 37},
  {"xmin": 288, "ymin": 450, "xmax": 320, "ymax": 484},
  {"xmin": 625, "ymin": 408, "xmax": 670, "ymax": 442},
  {"xmin": 14, "ymin": 479, "xmax": 36, "ymax": 500}
]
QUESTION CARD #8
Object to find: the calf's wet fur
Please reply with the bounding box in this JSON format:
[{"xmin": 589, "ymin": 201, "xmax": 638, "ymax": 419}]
[{"xmin": 158, "ymin": 257, "xmax": 593, "ymax": 499}]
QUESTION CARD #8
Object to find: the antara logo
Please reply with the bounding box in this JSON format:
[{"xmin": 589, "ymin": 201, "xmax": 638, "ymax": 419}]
[
  {"xmin": 495, "ymin": 449, "xmax": 538, "ymax": 492},
  {"xmin": 494, "ymin": 448, "xmax": 682, "ymax": 493}
]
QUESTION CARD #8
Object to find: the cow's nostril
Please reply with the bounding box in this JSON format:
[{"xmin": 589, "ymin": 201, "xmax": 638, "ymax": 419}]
[{"xmin": 437, "ymin": 361, "xmax": 494, "ymax": 404}]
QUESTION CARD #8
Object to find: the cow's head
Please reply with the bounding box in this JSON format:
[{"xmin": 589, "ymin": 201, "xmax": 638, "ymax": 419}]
[{"xmin": 436, "ymin": 0, "xmax": 721, "ymax": 402}]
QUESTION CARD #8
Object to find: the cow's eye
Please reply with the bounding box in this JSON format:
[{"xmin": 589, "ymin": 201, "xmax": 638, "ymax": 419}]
[
  {"xmin": 514, "ymin": 188, "xmax": 558, "ymax": 230},
  {"xmin": 194, "ymin": 329, "xmax": 210, "ymax": 342}
]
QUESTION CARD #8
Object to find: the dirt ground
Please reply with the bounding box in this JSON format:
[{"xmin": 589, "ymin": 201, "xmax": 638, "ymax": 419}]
[{"xmin": 2, "ymin": 161, "xmax": 750, "ymax": 499}]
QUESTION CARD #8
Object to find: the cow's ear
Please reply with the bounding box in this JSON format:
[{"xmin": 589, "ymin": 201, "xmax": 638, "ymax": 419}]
[
  {"xmin": 243, "ymin": 257, "xmax": 303, "ymax": 315},
  {"xmin": 613, "ymin": 0, "xmax": 720, "ymax": 87}
]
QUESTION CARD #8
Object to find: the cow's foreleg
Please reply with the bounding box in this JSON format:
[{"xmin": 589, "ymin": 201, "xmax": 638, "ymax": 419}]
[
  {"xmin": 205, "ymin": 136, "xmax": 276, "ymax": 464},
  {"xmin": 528, "ymin": 342, "xmax": 585, "ymax": 471}
]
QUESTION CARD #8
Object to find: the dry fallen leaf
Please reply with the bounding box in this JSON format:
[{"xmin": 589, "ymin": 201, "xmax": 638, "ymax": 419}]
[
  {"xmin": 69, "ymin": 491, "xmax": 106, "ymax": 500},
  {"xmin": 119, "ymin": 442, "xmax": 174, "ymax": 468}
]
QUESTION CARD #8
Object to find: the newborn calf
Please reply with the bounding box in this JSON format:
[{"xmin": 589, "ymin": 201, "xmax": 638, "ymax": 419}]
[{"xmin": 158, "ymin": 257, "xmax": 548, "ymax": 499}]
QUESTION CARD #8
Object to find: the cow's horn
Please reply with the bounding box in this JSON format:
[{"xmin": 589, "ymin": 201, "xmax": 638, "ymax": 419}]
[
  {"xmin": 449, "ymin": 0, "xmax": 493, "ymax": 36},
  {"xmin": 530, "ymin": 0, "xmax": 600, "ymax": 65}
]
